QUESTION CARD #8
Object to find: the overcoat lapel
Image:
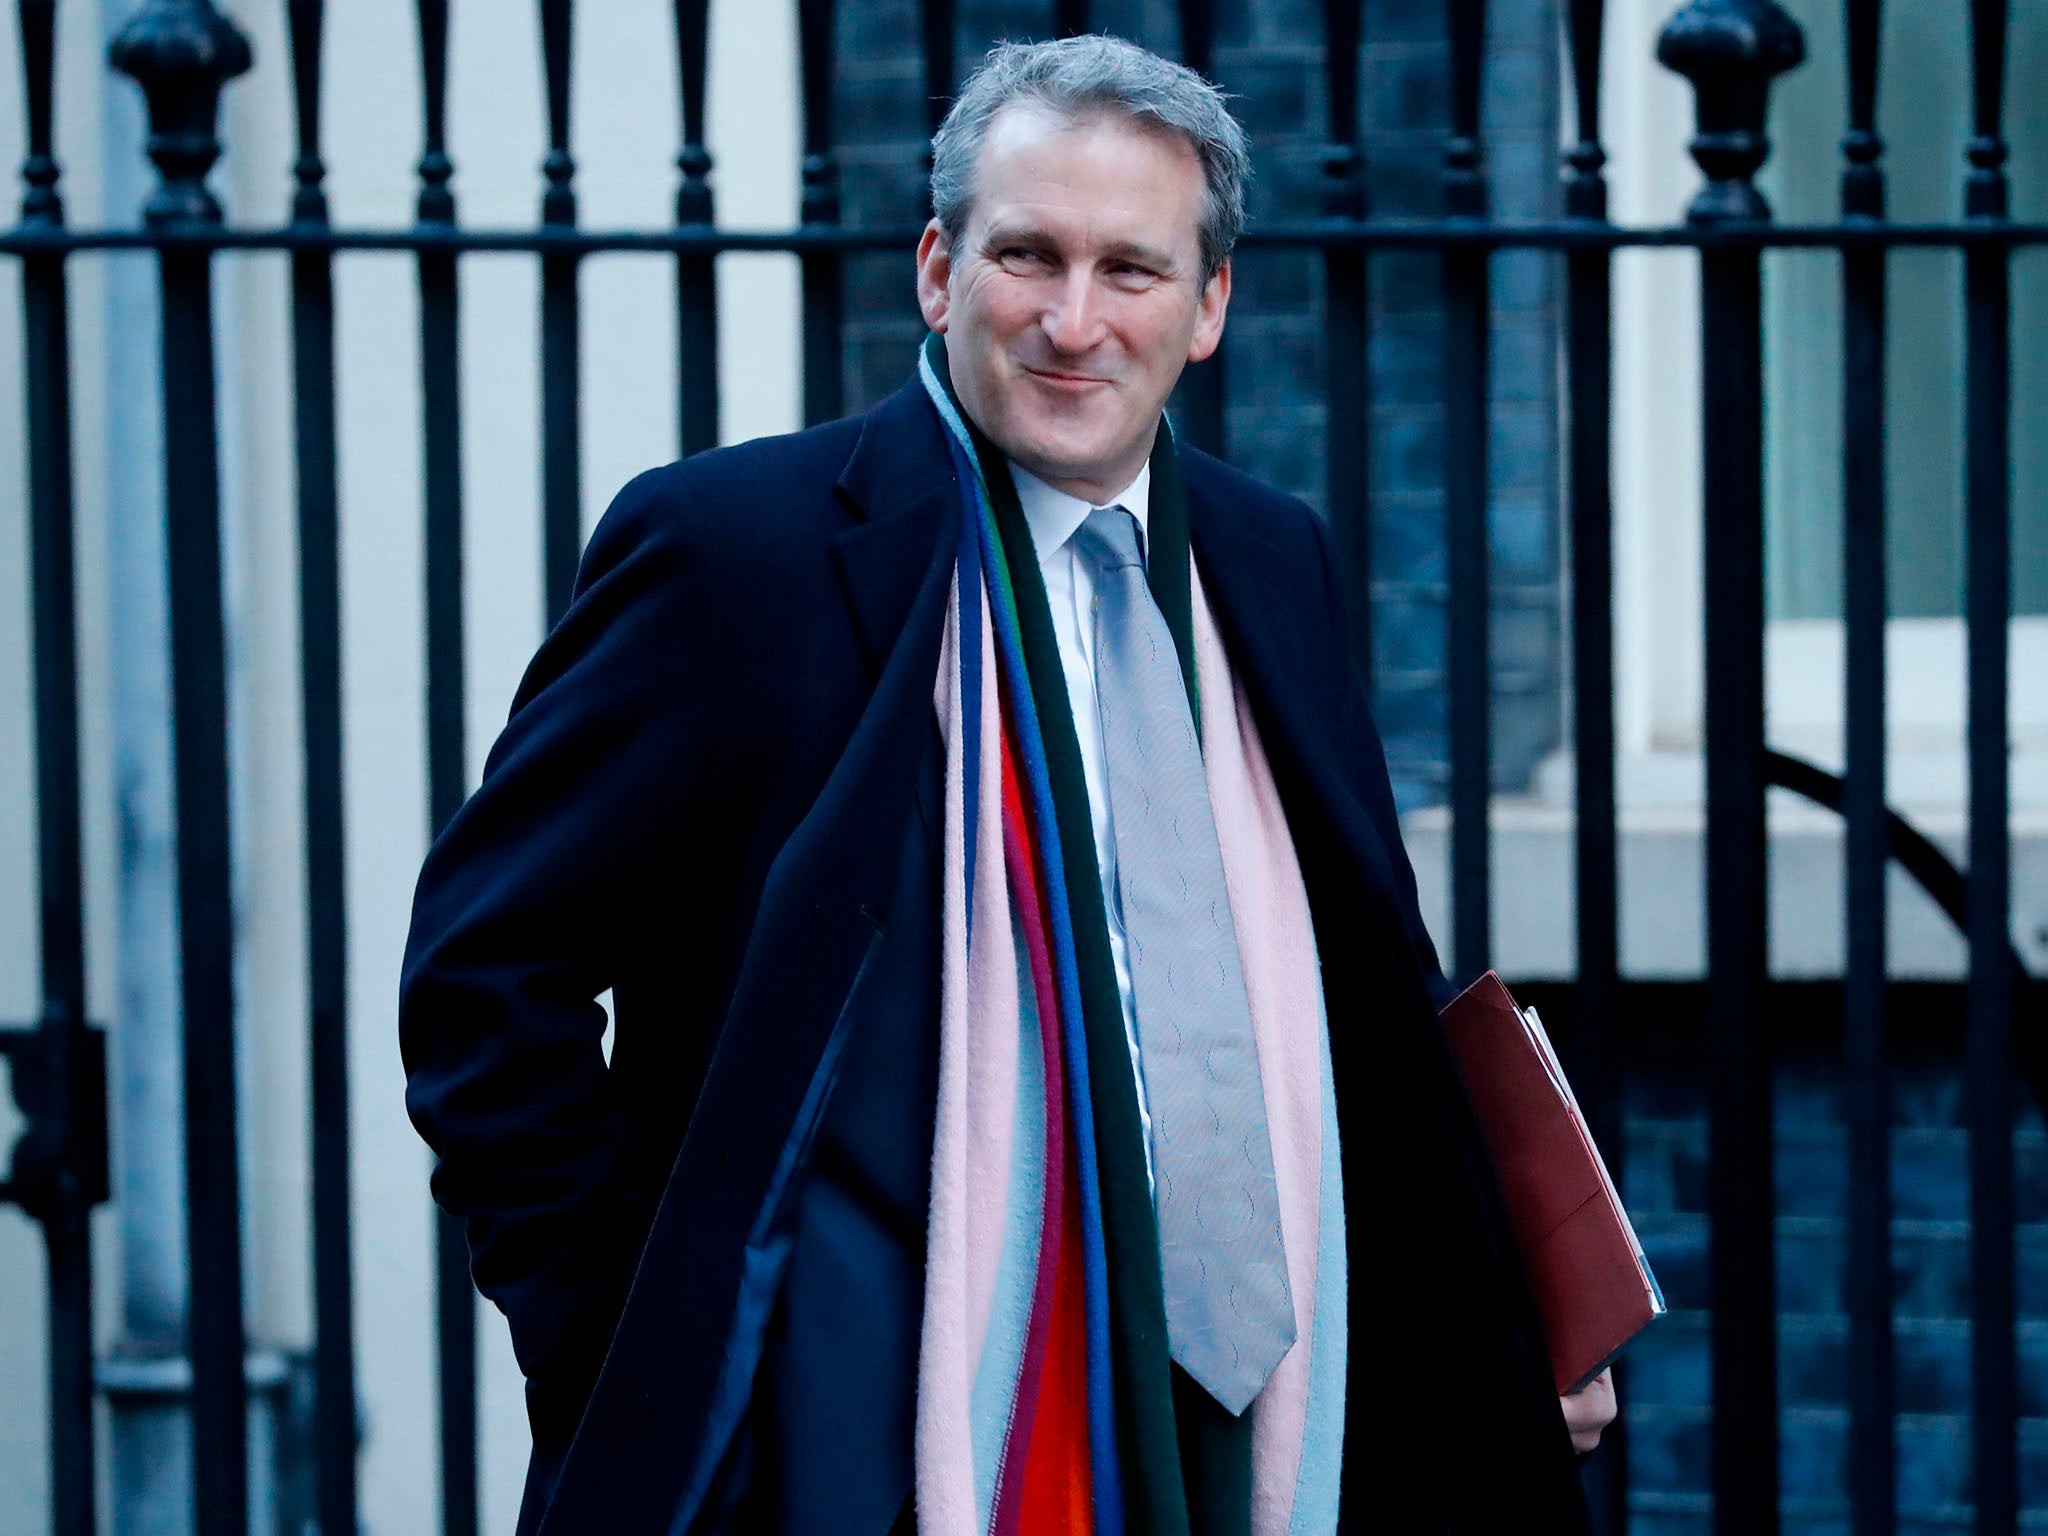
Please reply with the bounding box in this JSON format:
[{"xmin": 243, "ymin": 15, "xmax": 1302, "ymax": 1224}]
[
  {"xmin": 832, "ymin": 383, "xmax": 965, "ymax": 685},
  {"xmin": 539, "ymin": 382, "xmax": 957, "ymax": 1535}
]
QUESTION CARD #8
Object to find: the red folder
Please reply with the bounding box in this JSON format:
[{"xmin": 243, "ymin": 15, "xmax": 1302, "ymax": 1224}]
[{"xmin": 1439, "ymin": 970, "xmax": 1665, "ymax": 1394}]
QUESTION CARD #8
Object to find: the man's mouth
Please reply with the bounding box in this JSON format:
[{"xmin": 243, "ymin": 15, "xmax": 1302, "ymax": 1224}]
[{"xmin": 1022, "ymin": 365, "xmax": 1112, "ymax": 392}]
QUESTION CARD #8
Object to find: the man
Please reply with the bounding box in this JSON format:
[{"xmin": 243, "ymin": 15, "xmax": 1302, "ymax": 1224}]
[{"xmin": 401, "ymin": 35, "xmax": 1613, "ymax": 1536}]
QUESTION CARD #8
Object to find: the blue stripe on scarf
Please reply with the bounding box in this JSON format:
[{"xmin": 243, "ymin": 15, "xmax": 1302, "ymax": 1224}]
[
  {"xmin": 920, "ymin": 351, "xmax": 1126, "ymax": 1536},
  {"xmin": 957, "ymin": 488, "xmax": 981, "ymax": 944}
]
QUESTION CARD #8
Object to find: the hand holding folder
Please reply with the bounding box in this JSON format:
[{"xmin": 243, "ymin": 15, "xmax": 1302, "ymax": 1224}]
[{"xmin": 1439, "ymin": 971, "xmax": 1665, "ymax": 1395}]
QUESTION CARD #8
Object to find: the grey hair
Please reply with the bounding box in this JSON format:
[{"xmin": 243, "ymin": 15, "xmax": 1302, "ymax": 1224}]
[{"xmin": 930, "ymin": 35, "xmax": 1251, "ymax": 285}]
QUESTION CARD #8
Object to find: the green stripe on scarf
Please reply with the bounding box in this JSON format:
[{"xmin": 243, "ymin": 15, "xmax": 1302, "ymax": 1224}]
[{"xmin": 923, "ymin": 339, "xmax": 1253, "ymax": 1535}]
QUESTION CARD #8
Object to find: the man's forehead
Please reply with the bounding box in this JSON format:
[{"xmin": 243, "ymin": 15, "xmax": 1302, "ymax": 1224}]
[{"xmin": 965, "ymin": 103, "xmax": 1205, "ymax": 242}]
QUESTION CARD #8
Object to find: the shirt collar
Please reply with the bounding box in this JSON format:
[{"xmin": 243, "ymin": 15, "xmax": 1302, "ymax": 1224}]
[{"xmin": 1011, "ymin": 459, "xmax": 1153, "ymax": 565}]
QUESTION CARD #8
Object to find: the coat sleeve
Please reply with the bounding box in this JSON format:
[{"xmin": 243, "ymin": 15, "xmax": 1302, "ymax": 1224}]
[
  {"xmin": 1299, "ymin": 504, "xmax": 1455, "ymax": 1009},
  {"xmin": 398, "ymin": 464, "xmax": 734, "ymax": 1412}
]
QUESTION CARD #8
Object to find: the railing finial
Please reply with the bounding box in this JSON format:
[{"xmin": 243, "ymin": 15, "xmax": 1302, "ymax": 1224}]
[
  {"xmin": 1318, "ymin": 0, "xmax": 1365, "ymax": 222},
  {"xmin": 1963, "ymin": 0, "xmax": 2009, "ymax": 219},
  {"xmin": 539, "ymin": 0, "xmax": 577, "ymax": 226},
  {"xmin": 1655, "ymin": 0, "xmax": 1805, "ymax": 224},
  {"xmin": 285, "ymin": 0, "xmax": 328, "ymax": 224},
  {"xmin": 107, "ymin": 0, "xmax": 253, "ymax": 227},
  {"xmin": 18, "ymin": 0, "xmax": 64, "ymax": 224},
  {"xmin": 414, "ymin": 0, "xmax": 455, "ymax": 225},
  {"xmin": 1563, "ymin": 0, "xmax": 1610, "ymax": 220},
  {"xmin": 674, "ymin": 0, "xmax": 715, "ymax": 224},
  {"xmin": 796, "ymin": 0, "xmax": 839, "ymax": 227}
]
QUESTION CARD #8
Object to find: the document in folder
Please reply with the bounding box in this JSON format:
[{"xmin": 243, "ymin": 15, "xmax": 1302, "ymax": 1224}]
[{"xmin": 1440, "ymin": 970, "xmax": 1665, "ymax": 1394}]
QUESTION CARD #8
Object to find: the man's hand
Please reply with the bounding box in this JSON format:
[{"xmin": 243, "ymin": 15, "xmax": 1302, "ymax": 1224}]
[{"xmin": 1560, "ymin": 1368, "xmax": 1616, "ymax": 1455}]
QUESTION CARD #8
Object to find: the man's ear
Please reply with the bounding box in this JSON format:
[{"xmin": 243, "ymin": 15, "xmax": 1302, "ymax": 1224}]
[
  {"xmin": 1186, "ymin": 259, "xmax": 1232, "ymax": 364},
  {"xmin": 916, "ymin": 219, "xmax": 952, "ymax": 332}
]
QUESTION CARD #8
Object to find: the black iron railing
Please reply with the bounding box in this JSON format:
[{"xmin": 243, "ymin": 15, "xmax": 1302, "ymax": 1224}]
[{"xmin": 3, "ymin": 0, "xmax": 2038, "ymax": 1533}]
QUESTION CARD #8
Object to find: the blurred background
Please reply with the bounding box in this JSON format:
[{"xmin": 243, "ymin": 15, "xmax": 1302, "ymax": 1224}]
[{"xmin": 1, "ymin": 0, "xmax": 2044, "ymax": 1531}]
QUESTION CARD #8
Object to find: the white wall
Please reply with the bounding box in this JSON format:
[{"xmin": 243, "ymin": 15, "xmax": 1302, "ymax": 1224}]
[
  {"xmin": 0, "ymin": 0, "xmax": 805, "ymax": 1529},
  {"xmin": 1604, "ymin": 0, "xmax": 1706, "ymax": 763}
]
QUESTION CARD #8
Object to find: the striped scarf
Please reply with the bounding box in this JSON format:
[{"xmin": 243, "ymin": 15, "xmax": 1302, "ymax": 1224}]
[{"xmin": 913, "ymin": 338, "xmax": 1347, "ymax": 1535}]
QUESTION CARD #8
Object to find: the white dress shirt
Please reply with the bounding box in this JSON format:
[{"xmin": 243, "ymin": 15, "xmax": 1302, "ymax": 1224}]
[{"xmin": 1011, "ymin": 459, "xmax": 1156, "ymax": 1181}]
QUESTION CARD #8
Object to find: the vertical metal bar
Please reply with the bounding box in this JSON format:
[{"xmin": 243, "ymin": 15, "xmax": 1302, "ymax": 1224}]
[
  {"xmin": 413, "ymin": 2, "xmax": 478, "ymax": 1530},
  {"xmin": 108, "ymin": 11, "xmax": 254, "ymax": 1533},
  {"xmin": 24, "ymin": 252, "xmax": 99, "ymax": 1536},
  {"xmin": 1655, "ymin": 6, "xmax": 1802, "ymax": 1530},
  {"xmin": 540, "ymin": 0, "xmax": 583, "ymax": 623},
  {"xmin": 797, "ymin": 0, "xmax": 842, "ymax": 426},
  {"xmin": 1962, "ymin": 3, "xmax": 2015, "ymax": 1530},
  {"xmin": 921, "ymin": 0, "xmax": 955, "ymax": 139},
  {"xmin": 1165, "ymin": 0, "xmax": 1225, "ymax": 456},
  {"xmin": 1442, "ymin": 0, "xmax": 1491, "ymax": 984},
  {"xmin": 1698, "ymin": 237, "xmax": 1776, "ymax": 1536},
  {"xmin": 1176, "ymin": 0, "xmax": 1213, "ymax": 90},
  {"xmin": 1838, "ymin": 3, "xmax": 1894, "ymax": 1529},
  {"xmin": 1320, "ymin": 0, "xmax": 1372, "ymax": 686},
  {"xmin": 163, "ymin": 235, "xmax": 249, "ymax": 1536},
  {"xmin": 16, "ymin": 4, "xmax": 98, "ymax": 1531},
  {"xmin": 674, "ymin": 0, "xmax": 719, "ymax": 456},
  {"xmin": 284, "ymin": 3, "xmax": 359, "ymax": 1531},
  {"xmin": 1561, "ymin": 1, "xmax": 1624, "ymax": 1527}
]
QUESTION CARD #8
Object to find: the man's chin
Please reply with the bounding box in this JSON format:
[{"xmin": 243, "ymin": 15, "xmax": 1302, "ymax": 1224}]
[
  {"xmin": 1000, "ymin": 418, "xmax": 1142, "ymax": 486},
  {"xmin": 1013, "ymin": 442, "xmax": 1127, "ymax": 489}
]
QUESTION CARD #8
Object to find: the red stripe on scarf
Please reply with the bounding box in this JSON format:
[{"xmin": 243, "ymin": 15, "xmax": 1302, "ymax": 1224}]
[
  {"xmin": 1019, "ymin": 1129, "xmax": 1095, "ymax": 1534},
  {"xmin": 998, "ymin": 732, "xmax": 1095, "ymax": 1535},
  {"xmin": 991, "ymin": 733, "xmax": 1074, "ymax": 1535}
]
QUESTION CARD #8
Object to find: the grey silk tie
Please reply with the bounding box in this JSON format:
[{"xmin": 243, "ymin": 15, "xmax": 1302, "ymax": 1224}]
[{"xmin": 1074, "ymin": 505, "xmax": 1295, "ymax": 1416}]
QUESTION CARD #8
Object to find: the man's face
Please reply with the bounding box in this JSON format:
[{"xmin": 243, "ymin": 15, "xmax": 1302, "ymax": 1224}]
[{"xmin": 916, "ymin": 106, "xmax": 1232, "ymax": 504}]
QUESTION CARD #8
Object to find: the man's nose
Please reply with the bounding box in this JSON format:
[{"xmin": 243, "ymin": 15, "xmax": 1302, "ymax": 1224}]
[{"xmin": 1041, "ymin": 269, "xmax": 1106, "ymax": 355}]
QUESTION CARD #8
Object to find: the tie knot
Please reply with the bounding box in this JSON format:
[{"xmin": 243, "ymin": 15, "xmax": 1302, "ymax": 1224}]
[{"xmin": 1074, "ymin": 504, "xmax": 1144, "ymax": 574}]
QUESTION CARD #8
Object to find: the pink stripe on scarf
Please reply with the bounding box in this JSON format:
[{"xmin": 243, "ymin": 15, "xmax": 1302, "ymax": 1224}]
[
  {"xmin": 918, "ymin": 577, "xmax": 1021, "ymax": 1533},
  {"xmin": 1191, "ymin": 565, "xmax": 1326, "ymax": 1534}
]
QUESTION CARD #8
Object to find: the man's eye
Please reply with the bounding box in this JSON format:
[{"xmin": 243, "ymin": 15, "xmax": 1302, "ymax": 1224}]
[{"xmin": 1000, "ymin": 247, "xmax": 1044, "ymax": 265}]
